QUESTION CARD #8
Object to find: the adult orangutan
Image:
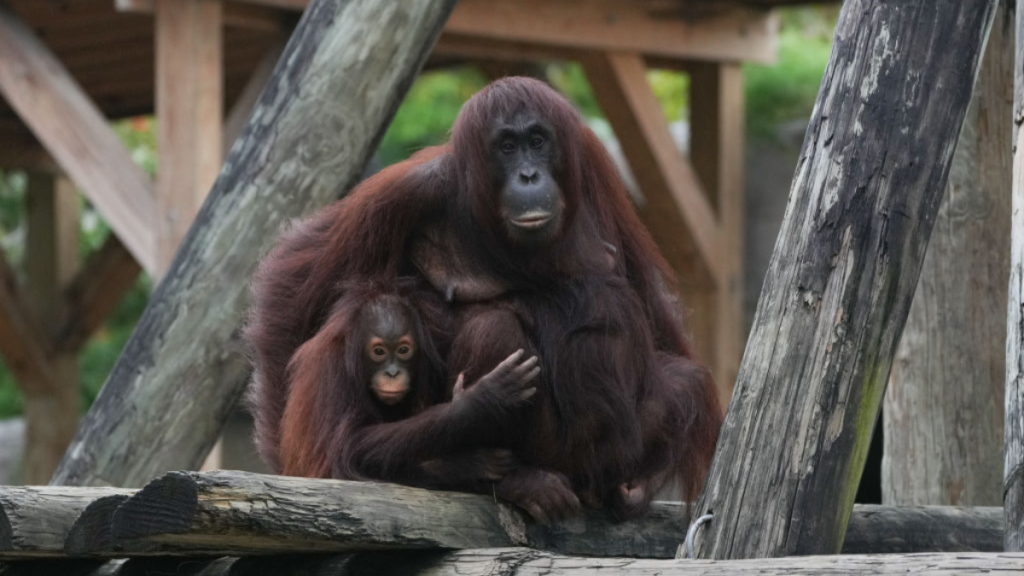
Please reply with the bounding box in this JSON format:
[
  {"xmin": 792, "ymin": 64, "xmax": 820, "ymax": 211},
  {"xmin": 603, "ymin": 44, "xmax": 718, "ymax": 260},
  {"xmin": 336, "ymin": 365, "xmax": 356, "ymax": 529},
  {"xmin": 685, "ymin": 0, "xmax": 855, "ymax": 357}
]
[{"xmin": 245, "ymin": 77, "xmax": 721, "ymax": 523}]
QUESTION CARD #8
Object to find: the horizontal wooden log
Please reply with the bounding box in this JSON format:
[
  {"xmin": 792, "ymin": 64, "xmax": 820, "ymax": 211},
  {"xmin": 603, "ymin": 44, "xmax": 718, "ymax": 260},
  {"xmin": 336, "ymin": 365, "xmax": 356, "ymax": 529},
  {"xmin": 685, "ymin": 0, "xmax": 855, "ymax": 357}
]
[
  {"xmin": 55, "ymin": 471, "xmax": 1004, "ymax": 560},
  {"xmin": 13, "ymin": 550, "xmax": 1024, "ymax": 576},
  {"xmin": 0, "ymin": 487, "xmax": 131, "ymax": 560}
]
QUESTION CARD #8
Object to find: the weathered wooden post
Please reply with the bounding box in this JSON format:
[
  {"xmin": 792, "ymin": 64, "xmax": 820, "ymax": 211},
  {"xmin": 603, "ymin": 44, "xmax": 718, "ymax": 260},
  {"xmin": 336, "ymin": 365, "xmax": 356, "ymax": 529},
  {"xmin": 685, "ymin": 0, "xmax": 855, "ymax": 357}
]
[
  {"xmin": 683, "ymin": 0, "xmax": 997, "ymax": 559},
  {"xmin": 884, "ymin": 1, "xmax": 1012, "ymax": 508},
  {"xmin": 50, "ymin": 0, "xmax": 459, "ymax": 487},
  {"xmin": 1006, "ymin": 0, "xmax": 1024, "ymax": 553}
]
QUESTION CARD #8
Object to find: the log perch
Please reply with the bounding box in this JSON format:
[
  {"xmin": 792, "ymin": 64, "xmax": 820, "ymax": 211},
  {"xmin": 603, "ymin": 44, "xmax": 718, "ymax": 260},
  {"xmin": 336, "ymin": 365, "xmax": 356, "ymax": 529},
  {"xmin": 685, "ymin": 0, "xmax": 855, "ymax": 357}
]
[
  {"xmin": 56, "ymin": 471, "xmax": 1004, "ymax": 560},
  {"xmin": 0, "ymin": 487, "xmax": 130, "ymax": 559}
]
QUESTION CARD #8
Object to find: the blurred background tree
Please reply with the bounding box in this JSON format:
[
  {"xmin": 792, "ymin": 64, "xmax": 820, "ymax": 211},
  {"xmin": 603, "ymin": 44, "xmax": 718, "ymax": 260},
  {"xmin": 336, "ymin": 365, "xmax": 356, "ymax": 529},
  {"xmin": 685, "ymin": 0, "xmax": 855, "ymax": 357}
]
[{"xmin": 0, "ymin": 5, "xmax": 836, "ymax": 419}]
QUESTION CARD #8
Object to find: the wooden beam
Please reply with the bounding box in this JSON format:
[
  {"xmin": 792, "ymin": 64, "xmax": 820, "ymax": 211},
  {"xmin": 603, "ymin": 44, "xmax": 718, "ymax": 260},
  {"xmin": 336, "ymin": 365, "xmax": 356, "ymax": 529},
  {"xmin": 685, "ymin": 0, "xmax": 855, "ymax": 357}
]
[
  {"xmin": 55, "ymin": 236, "xmax": 141, "ymax": 354},
  {"xmin": 0, "ymin": 254, "xmax": 56, "ymax": 396},
  {"xmin": 688, "ymin": 0, "xmax": 997, "ymax": 559},
  {"xmin": 22, "ymin": 173, "xmax": 81, "ymax": 484},
  {"xmin": 446, "ymin": 0, "xmax": 777, "ymax": 65},
  {"xmin": 1008, "ymin": 0, "xmax": 1024, "ymax": 553},
  {"xmin": 42, "ymin": 471, "xmax": 1005, "ymax": 560},
  {"xmin": 884, "ymin": 2, "xmax": 1011, "ymax": 507},
  {"xmin": 155, "ymin": 0, "xmax": 224, "ymax": 272},
  {"xmin": 51, "ymin": 0, "xmax": 459, "ymax": 489},
  {"xmin": 117, "ymin": 0, "xmax": 777, "ymax": 64},
  {"xmin": 116, "ymin": 0, "xmax": 292, "ymax": 33},
  {"xmin": 582, "ymin": 52, "xmax": 723, "ymax": 288},
  {"xmin": 689, "ymin": 62, "xmax": 745, "ymax": 402},
  {"xmin": 0, "ymin": 487, "xmax": 132, "ymax": 560},
  {"xmin": 0, "ymin": 3, "xmax": 158, "ymax": 275}
]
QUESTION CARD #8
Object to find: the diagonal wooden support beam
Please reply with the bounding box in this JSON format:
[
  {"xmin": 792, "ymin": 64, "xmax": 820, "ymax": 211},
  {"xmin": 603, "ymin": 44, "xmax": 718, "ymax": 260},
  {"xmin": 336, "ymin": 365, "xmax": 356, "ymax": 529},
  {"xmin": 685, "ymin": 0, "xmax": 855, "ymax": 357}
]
[
  {"xmin": 56, "ymin": 236, "xmax": 141, "ymax": 354},
  {"xmin": 0, "ymin": 254, "xmax": 56, "ymax": 396},
  {"xmin": 688, "ymin": 0, "xmax": 997, "ymax": 559},
  {"xmin": 582, "ymin": 51, "xmax": 724, "ymax": 288},
  {"xmin": 0, "ymin": 2, "xmax": 158, "ymax": 275}
]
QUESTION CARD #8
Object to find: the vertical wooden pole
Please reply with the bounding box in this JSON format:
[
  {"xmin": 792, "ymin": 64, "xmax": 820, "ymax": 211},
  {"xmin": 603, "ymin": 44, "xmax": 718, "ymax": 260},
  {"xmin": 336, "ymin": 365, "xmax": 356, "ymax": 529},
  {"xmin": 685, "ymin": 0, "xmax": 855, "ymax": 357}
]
[
  {"xmin": 685, "ymin": 0, "xmax": 996, "ymax": 559},
  {"xmin": 690, "ymin": 62, "xmax": 745, "ymax": 402},
  {"xmin": 23, "ymin": 173, "xmax": 79, "ymax": 484},
  {"xmin": 155, "ymin": 0, "xmax": 224, "ymax": 470},
  {"xmin": 155, "ymin": 0, "xmax": 223, "ymax": 270},
  {"xmin": 1006, "ymin": 0, "xmax": 1024, "ymax": 553},
  {"xmin": 885, "ymin": 3, "xmax": 1012, "ymax": 507}
]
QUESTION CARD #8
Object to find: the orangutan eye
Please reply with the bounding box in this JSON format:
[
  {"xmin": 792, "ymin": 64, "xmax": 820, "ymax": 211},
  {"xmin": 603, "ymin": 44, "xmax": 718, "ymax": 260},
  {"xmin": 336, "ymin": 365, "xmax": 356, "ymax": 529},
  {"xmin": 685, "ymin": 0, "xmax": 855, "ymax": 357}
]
[
  {"xmin": 398, "ymin": 345, "xmax": 411, "ymax": 355},
  {"xmin": 500, "ymin": 141, "xmax": 516, "ymax": 154},
  {"xmin": 372, "ymin": 346, "xmax": 386, "ymax": 358},
  {"xmin": 530, "ymin": 136, "xmax": 544, "ymax": 148}
]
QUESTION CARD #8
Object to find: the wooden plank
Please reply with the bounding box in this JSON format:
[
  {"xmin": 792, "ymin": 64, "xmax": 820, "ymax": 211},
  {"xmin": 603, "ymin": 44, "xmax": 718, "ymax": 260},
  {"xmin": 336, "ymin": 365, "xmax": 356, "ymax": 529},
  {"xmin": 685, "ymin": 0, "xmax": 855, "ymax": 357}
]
[
  {"xmin": 0, "ymin": 3, "xmax": 158, "ymax": 274},
  {"xmin": 22, "ymin": 174, "xmax": 80, "ymax": 484},
  {"xmin": 884, "ymin": 2, "xmax": 1012, "ymax": 507},
  {"xmin": 155, "ymin": 0, "xmax": 223, "ymax": 271},
  {"xmin": 0, "ymin": 254, "xmax": 55, "ymax": 396},
  {"xmin": 50, "ymin": 0, "xmax": 459, "ymax": 489},
  {"xmin": 1008, "ymin": 0, "xmax": 1024, "ymax": 553},
  {"xmin": 0, "ymin": 487, "xmax": 132, "ymax": 560},
  {"xmin": 688, "ymin": 0, "xmax": 997, "ymax": 559},
  {"xmin": 55, "ymin": 236, "xmax": 141, "ymax": 354},
  {"xmin": 446, "ymin": 0, "xmax": 777, "ymax": 65},
  {"xmin": 40, "ymin": 551, "xmax": 1024, "ymax": 576},
  {"xmin": 689, "ymin": 62, "xmax": 745, "ymax": 401},
  {"xmin": 582, "ymin": 52, "xmax": 723, "ymax": 287},
  {"xmin": 51, "ymin": 471, "xmax": 1004, "ymax": 560}
]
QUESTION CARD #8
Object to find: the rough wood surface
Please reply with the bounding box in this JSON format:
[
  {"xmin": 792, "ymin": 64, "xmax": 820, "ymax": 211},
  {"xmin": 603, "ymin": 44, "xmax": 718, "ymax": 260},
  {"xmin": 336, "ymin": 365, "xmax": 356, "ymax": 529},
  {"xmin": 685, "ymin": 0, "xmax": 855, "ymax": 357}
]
[
  {"xmin": 884, "ymin": 2, "xmax": 1012, "ymax": 508},
  {"xmin": 53, "ymin": 471, "xmax": 1005, "ymax": 560},
  {"xmin": 33, "ymin": 550, "xmax": 1024, "ymax": 576},
  {"xmin": 688, "ymin": 0, "xmax": 997, "ymax": 559},
  {"xmin": 0, "ymin": 487, "xmax": 131, "ymax": 559},
  {"xmin": 49, "ymin": 0, "xmax": 458, "ymax": 488},
  {"xmin": 1008, "ymin": 0, "xmax": 1024, "ymax": 553}
]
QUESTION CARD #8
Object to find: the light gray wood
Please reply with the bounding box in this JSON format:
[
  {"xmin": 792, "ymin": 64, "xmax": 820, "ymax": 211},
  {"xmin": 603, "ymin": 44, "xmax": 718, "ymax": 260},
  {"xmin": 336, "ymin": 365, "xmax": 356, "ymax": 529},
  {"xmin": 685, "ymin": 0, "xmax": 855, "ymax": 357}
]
[
  {"xmin": 49, "ymin": 0, "xmax": 459, "ymax": 488},
  {"xmin": 55, "ymin": 471, "xmax": 1004, "ymax": 560},
  {"xmin": 71, "ymin": 550, "xmax": 1024, "ymax": 576},
  {"xmin": 687, "ymin": 0, "xmax": 998, "ymax": 559},
  {"xmin": 1008, "ymin": 0, "xmax": 1024, "ymax": 553},
  {"xmin": 0, "ymin": 487, "xmax": 131, "ymax": 559},
  {"xmin": 884, "ymin": 2, "xmax": 1012, "ymax": 508}
]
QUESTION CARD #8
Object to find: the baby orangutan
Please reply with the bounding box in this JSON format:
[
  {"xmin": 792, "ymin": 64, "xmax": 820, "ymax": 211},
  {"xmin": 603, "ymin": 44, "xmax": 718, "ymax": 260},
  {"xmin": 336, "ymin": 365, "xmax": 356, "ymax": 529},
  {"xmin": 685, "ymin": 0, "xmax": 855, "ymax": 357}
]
[{"xmin": 277, "ymin": 284, "xmax": 540, "ymax": 490}]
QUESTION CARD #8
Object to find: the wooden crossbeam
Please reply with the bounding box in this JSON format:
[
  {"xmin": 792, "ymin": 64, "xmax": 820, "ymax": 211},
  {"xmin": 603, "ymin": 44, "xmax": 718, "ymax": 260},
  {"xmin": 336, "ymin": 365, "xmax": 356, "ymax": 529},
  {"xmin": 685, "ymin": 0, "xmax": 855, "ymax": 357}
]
[
  {"xmin": 117, "ymin": 0, "xmax": 777, "ymax": 65},
  {"xmin": 582, "ymin": 52, "xmax": 724, "ymax": 287},
  {"xmin": 0, "ymin": 255, "xmax": 56, "ymax": 396},
  {"xmin": 0, "ymin": 3, "xmax": 158, "ymax": 275},
  {"xmin": 56, "ymin": 236, "xmax": 141, "ymax": 354}
]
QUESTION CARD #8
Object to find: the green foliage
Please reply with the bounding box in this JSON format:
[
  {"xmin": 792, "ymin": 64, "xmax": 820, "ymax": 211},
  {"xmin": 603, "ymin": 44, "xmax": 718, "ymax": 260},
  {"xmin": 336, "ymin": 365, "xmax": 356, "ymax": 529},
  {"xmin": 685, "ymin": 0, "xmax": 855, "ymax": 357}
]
[{"xmin": 745, "ymin": 8, "xmax": 835, "ymax": 135}]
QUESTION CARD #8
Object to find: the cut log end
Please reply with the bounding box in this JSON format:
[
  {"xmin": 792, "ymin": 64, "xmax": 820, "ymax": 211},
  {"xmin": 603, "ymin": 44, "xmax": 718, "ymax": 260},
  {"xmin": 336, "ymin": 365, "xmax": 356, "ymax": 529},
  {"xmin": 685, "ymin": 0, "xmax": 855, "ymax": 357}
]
[
  {"xmin": 110, "ymin": 472, "xmax": 199, "ymax": 541},
  {"xmin": 65, "ymin": 495, "xmax": 131, "ymax": 557}
]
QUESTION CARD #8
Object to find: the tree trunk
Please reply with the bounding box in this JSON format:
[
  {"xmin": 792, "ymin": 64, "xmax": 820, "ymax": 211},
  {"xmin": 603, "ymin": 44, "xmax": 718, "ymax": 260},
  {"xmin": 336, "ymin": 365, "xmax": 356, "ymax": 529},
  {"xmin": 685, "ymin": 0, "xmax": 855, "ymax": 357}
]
[
  {"xmin": 687, "ymin": 0, "xmax": 997, "ymax": 559},
  {"xmin": 49, "ymin": 0, "xmax": 459, "ymax": 488},
  {"xmin": 884, "ymin": 2, "xmax": 1012, "ymax": 508}
]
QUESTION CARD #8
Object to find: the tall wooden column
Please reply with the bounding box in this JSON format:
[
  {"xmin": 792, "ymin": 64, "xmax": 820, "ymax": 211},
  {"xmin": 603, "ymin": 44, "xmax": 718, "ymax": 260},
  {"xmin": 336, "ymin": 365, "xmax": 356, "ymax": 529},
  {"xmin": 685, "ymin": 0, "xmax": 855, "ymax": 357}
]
[
  {"xmin": 690, "ymin": 62, "xmax": 745, "ymax": 402},
  {"xmin": 155, "ymin": 0, "xmax": 223, "ymax": 270},
  {"xmin": 23, "ymin": 173, "xmax": 79, "ymax": 484},
  {"xmin": 884, "ymin": 4, "xmax": 1011, "ymax": 507},
  {"xmin": 155, "ymin": 0, "xmax": 223, "ymax": 469}
]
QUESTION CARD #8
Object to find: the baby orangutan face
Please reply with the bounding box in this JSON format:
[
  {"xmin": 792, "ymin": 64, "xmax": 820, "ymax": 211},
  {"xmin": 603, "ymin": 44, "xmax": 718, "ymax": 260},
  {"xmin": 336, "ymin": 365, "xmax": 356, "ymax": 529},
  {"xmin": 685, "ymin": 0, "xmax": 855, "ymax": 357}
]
[{"xmin": 362, "ymin": 302, "xmax": 417, "ymax": 406}]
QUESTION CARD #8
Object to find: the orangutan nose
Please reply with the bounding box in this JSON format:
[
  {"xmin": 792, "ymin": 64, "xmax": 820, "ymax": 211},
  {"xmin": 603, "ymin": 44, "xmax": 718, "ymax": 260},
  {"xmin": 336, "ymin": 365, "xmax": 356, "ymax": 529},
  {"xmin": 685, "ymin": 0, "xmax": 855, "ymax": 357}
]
[{"xmin": 385, "ymin": 367, "xmax": 400, "ymax": 378}]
